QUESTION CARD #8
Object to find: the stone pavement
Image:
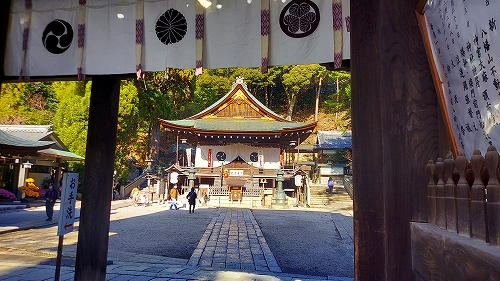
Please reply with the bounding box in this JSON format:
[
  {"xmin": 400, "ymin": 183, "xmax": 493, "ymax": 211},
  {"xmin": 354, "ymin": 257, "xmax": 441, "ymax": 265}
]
[{"xmin": 0, "ymin": 199, "xmax": 354, "ymax": 281}]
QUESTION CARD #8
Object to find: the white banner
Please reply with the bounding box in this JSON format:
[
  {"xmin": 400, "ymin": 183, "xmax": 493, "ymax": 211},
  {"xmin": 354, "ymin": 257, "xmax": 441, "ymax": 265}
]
[
  {"xmin": 143, "ymin": 0, "xmax": 196, "ymax": 71},
  {"xmin": 269, "ymin": 0, "xmax": 334, "ymax": 66},
  {"xmin": 342, "ymin": 0, "xmax": 350, "ymax": 60},
  {"xmin": 195, "ymin": 144, "xmax": 280, "ymax": 169},
  {"xmin": 204, "ymin": 0, "xmax": 261, "ymax": 69},
  {"xmin": 4, "ymin": 1, "xmax": 80, "ymax": 77},
  {"xmin": 186, "ymin": 147, "xmax": 192, "ymax": 166},
  {"xmin": 4, "ymin": 0, "xmax": 343, "ymax": 76},
  {"xmin": 424, "ymin": 1, "xmax": 500, "ymax": 157},
  {"xmin": 84, "ymin": 0, "xmax": 137, "ymax": 74}
]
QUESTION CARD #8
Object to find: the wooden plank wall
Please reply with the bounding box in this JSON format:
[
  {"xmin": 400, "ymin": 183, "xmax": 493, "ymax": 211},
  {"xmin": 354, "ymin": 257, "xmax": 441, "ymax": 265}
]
[{"xmin": 351, "ymin": 0, "xmax": 440, "ymax": 279}]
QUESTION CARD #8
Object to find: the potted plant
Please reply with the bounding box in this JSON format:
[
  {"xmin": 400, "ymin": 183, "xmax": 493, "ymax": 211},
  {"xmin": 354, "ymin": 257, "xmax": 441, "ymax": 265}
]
[{"xmin": 19, "ymin": 178, "xmax": 41, "ymax": 200}]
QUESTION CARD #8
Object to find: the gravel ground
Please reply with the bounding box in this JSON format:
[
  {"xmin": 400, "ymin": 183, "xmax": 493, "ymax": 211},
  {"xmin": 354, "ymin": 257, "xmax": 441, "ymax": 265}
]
[
  {"xmin": 108, "ymin": 204, "xmax": 218, "ymax": 259},
  {"xmin": 252, "ymin": 209, "xmax": 354, "ymax": 278}
]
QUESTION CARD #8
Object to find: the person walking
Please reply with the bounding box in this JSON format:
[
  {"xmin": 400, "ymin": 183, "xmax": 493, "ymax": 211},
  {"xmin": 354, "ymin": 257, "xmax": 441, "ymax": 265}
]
[
  {"xmin": 327, "ymin": 177, "xmax": 334, "ymax": 194},
  {"xmin": 169, "ymin": 186, "xmax": 179, "ymax": 210},
  {"xmin": 44, "ymin": 184, "xmax": 58, "ymax": 221},
  {"xmin": 186, "ymin": 187, "xmax": 197, "ymax": 213}
]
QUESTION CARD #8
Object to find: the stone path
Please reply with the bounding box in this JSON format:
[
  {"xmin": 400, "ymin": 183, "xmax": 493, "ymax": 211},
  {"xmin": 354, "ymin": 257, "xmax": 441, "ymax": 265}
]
[{"xmin": 188, "ymin": 208, "xmax": 281, "ymax": 273}]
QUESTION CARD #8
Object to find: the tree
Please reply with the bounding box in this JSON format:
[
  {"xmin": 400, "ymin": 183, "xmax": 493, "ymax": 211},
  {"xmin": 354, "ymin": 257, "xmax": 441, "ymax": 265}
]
[
  {"xmin": 0, "ymin": 83, "xmax": 27, "ymax": 124},
  {"xmin": 134, "ymin": 75, "xmax": 175, "ymax": 166},
  {"xmin": 0, "ymin": 82, "xmax": 58, "ymax": 124},
  {"xmin": 52, "ymin": 81, "xmax": 91, "ymax": 158},
  {"xmin": 193, "ymin": 70, "xmax": 232, "ymax": 109},
  {"xmin": 323, "ymin": 71, "xmax": 351, "ymax": 129},
  {"xmin": 282, "ymin": 64, "xmax": 326, "ymax": 120}
]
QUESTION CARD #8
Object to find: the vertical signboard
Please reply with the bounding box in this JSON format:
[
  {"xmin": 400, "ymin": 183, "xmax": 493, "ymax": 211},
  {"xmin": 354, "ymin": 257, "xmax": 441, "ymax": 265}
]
[
  {"xmin": 57, "ymin": 172, "xmax": 79, "ymax": 236},
  {"xmin": 207, "ymin": 148, "xmax": 212, "ymax": 168}
]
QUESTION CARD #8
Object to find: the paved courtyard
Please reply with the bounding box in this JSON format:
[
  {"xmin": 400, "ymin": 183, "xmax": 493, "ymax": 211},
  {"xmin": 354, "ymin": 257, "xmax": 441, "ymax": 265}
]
[{"xmin": 0, "ymin": 195, "xmax": 353, "ymax": 280}]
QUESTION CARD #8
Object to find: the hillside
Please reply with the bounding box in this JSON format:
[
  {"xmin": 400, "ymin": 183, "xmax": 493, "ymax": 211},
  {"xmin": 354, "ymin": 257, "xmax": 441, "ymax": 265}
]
[{"xmin": 293, "ymin": 111, "xmax": 351, "ymax": 145}]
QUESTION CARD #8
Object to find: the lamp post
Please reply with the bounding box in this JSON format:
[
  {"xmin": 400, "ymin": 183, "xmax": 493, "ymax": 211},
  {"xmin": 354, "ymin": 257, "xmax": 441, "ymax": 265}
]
[
  {"xmin": 188, "ymin": 165, "xmax": 196, "ymax": 189},
  {"xmin": 272, "ymin": 167, "xmax": 287, "ymax": 208},
  {"xmin": 145, "ymin": 159, "xmax": 154, "ymax": 203}
]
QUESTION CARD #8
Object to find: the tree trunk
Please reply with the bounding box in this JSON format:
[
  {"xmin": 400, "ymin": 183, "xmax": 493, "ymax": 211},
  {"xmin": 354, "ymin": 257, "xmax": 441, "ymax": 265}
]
[
  {"xmin": 315, "ymin": 76, "xmax": 323, "ymax": 122},
  {"xmin": 286, "ymin": 92, "xmax": 298, "ymax": 121},
  {"xmin": 150, "ymin": 122, "xmax": 161, "ymax": 165},
  {"xmin": 264, "ymin": 86, "xmax": 269, "ymax": 107}
]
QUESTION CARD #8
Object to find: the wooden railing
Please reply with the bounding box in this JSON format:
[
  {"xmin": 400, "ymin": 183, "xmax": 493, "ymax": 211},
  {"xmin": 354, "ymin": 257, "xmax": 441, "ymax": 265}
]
[
  {"xmin": 427, "ymin": 145, "xmax": 500, "ymax": 245},
  {"xmin": 344, "ymin": 175, "xmax": 353, "ymax": 199}
]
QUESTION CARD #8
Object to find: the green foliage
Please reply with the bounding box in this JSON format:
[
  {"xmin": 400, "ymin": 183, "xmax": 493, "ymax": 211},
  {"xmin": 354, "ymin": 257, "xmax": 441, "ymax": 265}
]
[
  {"xmin": 194, "ymin": 71, "xmax": 232, "ymax": 108},
  {"xmin": 0, "ymin": 82, "xmax": 57, "ymax": 124},
  {"xmin": 322, "ymin": 71, "xmax": 351, "ymax": 128},
  {"xmin": 52, "ymin": 81, "xmax": 91, "ymax": 158},
  {"xmin": 281, "ymin": 64, "xmax": 327, "ymax": 119},
  {"xmin": 324, "ymin": 149, "xmax": 351, "ymax": 165}
]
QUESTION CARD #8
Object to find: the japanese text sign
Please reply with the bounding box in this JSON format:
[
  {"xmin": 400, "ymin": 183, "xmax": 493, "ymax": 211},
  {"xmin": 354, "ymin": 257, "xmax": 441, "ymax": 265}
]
[{"xmin": 57, "ymin": 172, "xmax": 79, "ymax": 236}]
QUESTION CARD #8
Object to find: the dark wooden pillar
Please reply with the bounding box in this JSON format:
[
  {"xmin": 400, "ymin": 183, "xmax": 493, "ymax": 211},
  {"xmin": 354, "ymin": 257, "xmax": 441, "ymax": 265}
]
[
  {"xmin": 0, "ymin": 0, "xmax": 12, "ymax": 79},
  {"xmin": 75, "ymin": 75, "xmax": 120, "ymax": 281},
  {"xmin": 351, "ymin": 0, "xmax": 440, "ymax": 279}
]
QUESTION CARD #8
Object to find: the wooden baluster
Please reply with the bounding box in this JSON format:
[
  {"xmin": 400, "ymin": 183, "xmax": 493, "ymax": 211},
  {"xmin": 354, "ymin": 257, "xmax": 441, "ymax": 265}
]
[
  {"xmin": 444, "ymin": 154, "xmax": 457, "ymax": 232},
  {"xmin": 485, "ymin": 145, "xmax": 500, "ymax": 245},
  {"xmin": 435, "ymin": 157, "xmax": 446, "ymax": 229},
  {"xmin": 427, "ymin": 160, "xmax": 436, "ymax": 225},
  {"xmin": 470, "ymin": 150, "xmax": 487, "ymax": 242},
  {"xmin": 455, "ymin": 152, "xmax": 471, "ymax": 237}
]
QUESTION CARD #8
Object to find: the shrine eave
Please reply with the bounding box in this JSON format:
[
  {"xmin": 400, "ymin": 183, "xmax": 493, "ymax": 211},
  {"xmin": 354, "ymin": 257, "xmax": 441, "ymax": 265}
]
[{"xmin": 159, "ymin": 118, "xmax": 316, "ymax": 137}]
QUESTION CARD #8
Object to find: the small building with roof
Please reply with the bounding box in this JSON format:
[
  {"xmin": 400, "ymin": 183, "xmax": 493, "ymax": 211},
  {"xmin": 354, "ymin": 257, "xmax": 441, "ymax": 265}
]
[{"xmin": 0, "ymin": 125, "xmax": 84, "ymax": 201}]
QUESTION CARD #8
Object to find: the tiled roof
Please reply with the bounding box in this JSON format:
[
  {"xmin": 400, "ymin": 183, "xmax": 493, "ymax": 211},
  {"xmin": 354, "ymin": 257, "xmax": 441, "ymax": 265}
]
[
  {"xmin": 165, "ymin": 119, "xmax": 311, "ymax": 132},
  {"xmin": 0, "ymin": 125, "xmax": 68, "ymax": 150},
  {"xmin": 0, "ymin": 129, "xmax": 54, "ymax": 148},
  {"xmin": 0, "ymin": 125, "xmax": 53, "ymax": 141},
  {"xmin": 0, "ymin": 125, "xmax": 82, "ymax": 160},
  {"xmin": 37, "ymin": 148, "xmax": 85, "ymax": 161},
  {"xmin": 317, "ymin": 131, "xmax": 352, "ymax": 149}
]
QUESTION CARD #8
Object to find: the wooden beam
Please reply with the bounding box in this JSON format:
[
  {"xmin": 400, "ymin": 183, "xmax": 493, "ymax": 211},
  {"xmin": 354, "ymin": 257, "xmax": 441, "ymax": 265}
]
[
  {"xmin": 351, "ymin": 0, "xmax": 440, "ymax": 279},
  {"xmin": 74, "ymin": 75, "xmax": 120, "ymax": 281}
]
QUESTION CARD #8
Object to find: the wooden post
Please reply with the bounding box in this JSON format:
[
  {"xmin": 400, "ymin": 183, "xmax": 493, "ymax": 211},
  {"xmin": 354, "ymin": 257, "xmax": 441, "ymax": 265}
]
[
  {"xmin": 0, "ymin": 0, "xmax": 12, "ymax": 79},
  {"xmin": 444, "ymin": 154, "xmax": 457, "ymax": 232},
  {"xmin": 435, "ymin": 158, "xmax": 446, "ymax": 229},
  {"xmin": 351, "ymin": 0, "xmax": 439, "ymax": 279},
  {"xmin": 470, "ymin": 150, "xmax": 487, "ymax": 242},
  {"xmin": 74, "ymin": 75, "xmax": 120, "ymax": 280},
  {"xmin": 426, "ymin": 160, "xmax": 436, "ymax": 225},
  {"xmin": 455, "ymin": 153, "xmax": 471, "ymax": 237},
  {"xmin": 485, "ymin": 145, "xmax": 500, "ymax": 245}
]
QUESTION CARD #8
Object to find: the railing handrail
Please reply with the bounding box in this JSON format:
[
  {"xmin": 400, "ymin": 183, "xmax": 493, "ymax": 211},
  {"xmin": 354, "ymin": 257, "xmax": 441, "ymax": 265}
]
[
  {"xmin": 427, "ymin": 145, "xmax": 500, "ymax": 245},
  {"xmin": 122, "ymin": 172, "xmax": 148, "ymax": 197}
]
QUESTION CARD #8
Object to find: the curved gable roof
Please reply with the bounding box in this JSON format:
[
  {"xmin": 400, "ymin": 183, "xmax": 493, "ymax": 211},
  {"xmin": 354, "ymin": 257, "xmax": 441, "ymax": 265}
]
[
  {"xmin": 0, "ymin": 129, "xmax": 54, "ymax": 154},
  {"xmin": 188, "ymin": 81, "xmax": 288, "ymax": 122}
]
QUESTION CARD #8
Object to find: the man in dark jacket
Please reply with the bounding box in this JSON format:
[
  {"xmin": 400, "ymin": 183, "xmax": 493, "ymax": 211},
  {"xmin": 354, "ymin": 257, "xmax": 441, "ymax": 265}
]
[
  {"xmin": 187, "ymin": 187, "xmax": 197, "ymax": 213},
  {"xmin": 44, "ymin": 184, "xmax": 59, "ymax": 221}
]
